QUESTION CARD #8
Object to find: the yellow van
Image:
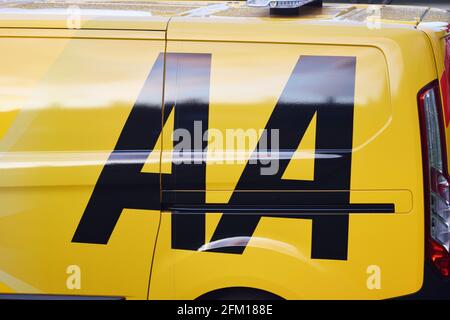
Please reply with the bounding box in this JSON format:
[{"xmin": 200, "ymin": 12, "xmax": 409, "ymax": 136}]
[{"xmin": 0, "ymin": 0, "xmax": 449, "ymax": 300}]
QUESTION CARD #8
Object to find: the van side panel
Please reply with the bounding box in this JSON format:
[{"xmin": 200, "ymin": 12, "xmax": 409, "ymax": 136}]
[
  {"xmin": 149, "ymin": 22, "xmax": 436, "ymax": 299},
  {"xmin": 0, "ymin": 30, "xmax": 165, "ymax": 298}
]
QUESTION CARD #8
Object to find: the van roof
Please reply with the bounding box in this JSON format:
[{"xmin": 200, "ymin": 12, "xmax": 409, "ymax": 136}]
[{"xmin": 0, "ymin": 0, "xmax": 447, "ymax": 31}]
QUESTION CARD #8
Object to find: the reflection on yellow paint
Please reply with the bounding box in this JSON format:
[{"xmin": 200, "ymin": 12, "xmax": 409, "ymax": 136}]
[{"xmin": 0, "ymin": 109, "xmax": 19, "ymax": 141}]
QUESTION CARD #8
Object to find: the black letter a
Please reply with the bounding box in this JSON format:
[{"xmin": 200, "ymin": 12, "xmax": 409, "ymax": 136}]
[{"xmin": 72, "ymin": 54, "xmax": 164, "ymax": 244}]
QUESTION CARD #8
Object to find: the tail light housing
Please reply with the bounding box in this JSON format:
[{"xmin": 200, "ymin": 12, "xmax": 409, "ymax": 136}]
[{"xmin": 418, "ymin": 81, "xmax": 450, "ymax": 278}]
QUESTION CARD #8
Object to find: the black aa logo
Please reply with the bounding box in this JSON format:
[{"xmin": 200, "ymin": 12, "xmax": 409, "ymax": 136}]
[{"xmin": 72, "ymin": 53, "xmax": 394, "ymax": 261}]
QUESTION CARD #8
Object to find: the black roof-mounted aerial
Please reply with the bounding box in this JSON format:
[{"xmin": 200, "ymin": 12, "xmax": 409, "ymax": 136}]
[{"xmin": 246, "ymin": 0, "xmax": 322, "ymax": 15}]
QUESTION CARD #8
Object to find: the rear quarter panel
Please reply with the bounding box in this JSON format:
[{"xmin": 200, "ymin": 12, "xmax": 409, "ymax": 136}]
[{"xmin": 149, "ymin": 20, "xmax": 437, "ymax": 299}]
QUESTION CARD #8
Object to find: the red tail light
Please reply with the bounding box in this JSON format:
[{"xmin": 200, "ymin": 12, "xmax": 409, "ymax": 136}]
[
  {"xmin": 418, "ymin": 81, "xmax": 450, "ymax": 278},
  {"xmin": 430, "ymin": 240, "xmax": 450, "ymax": 277}
]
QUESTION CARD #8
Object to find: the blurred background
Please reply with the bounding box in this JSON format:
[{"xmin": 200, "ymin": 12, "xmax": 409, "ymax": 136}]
[{"xmin": 327, "ymin": 1, "xmax": 450, "ymax": 10}]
